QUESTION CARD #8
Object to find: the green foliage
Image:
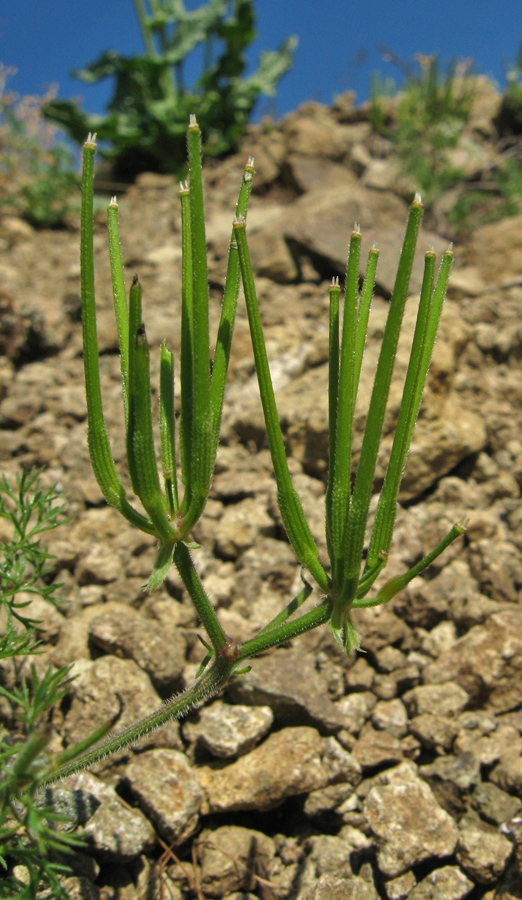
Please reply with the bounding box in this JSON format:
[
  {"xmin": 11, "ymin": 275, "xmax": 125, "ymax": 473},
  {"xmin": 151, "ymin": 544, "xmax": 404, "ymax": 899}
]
[
  {"xmin": 496, "ymin": 42, "xmax": 522, "ymax": 136},
  {"xmin": 0, "ymin": 469, "xmax": 83, "ymax": 898},
  {"xmin": 447, "ymin": 156, "xmax": 522, "ymax": 233},
  {"xmin": 0, "ymin": 670, "xmax": 82, "ymax": 900},
  {"xmin": 370, "ymin": 54, "xmax": 474, "ymax": 206},
  {"xmin": 43, "ymin": 0, "xmax": 297, "ymax": 179},
  {"xmin": 0, "ymin": 65, "xmax": 79, "ymax": 228},
  {"xmin": 0, "ymin": 469, "xmax": 67, "ymax": 629},
  {"xmin": 38, "ymin": 119, "xmax": 464, "ymax": 787}
]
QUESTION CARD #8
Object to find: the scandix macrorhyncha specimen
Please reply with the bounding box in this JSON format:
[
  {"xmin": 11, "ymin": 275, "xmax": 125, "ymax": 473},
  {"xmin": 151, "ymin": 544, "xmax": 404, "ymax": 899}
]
[{"xmin": 33, "ymin": 115, "xmax": 465, "ymax": 787}]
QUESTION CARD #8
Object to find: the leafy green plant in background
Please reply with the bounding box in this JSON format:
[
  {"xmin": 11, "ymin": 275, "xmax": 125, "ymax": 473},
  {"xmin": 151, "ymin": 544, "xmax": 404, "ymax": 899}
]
[
  {"xmin": 370, "ymin": 52, "xmax": 475, "ymax": 207},
  {"xmin": 0, "ymin": 470, "xmax": 98, "ymax": 898},
  {"xmin": 42, "ymin": 0, "xmax": 297, "ymax": 180},
  {"xmin": 447, "ymin": 156, "xmax": 522, "ymax": 233},
  {"xmin": 0, "ymin": 64, "xmax": 79, "ymax": 228},
  {"xmin": 496, "ymin": 41, "xmax": 522, "ymax": 137},
  {"xmin": 34, "ymin": 118, "xmax": 465, "ymax": 788},
  {"xmin": 445, "ymin": 43, "xmax": 522, "ymax": 234}
]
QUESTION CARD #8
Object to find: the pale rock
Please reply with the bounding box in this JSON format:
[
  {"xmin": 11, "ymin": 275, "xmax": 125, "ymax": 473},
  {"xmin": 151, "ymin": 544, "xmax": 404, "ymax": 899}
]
[
  {"xmin": 182, "ymin": 700, "xmax": 273, "ymax": 758},
  {"xmin": 422, "ymin": 609, "xmax": 522, "ymax": 713},
  {"xmin": 88, "ymin": 600, "xmax": 186, "ymax": 692},
  {"xmin": 363, "ymin": 772, "xmax": 459, "ymax": 877},
  {"xmin": 195, "ymin": 726, "xmax": 360, "ymax": 814},
  {"xmin": 123, "ymin": 749, "xmax": 203, "ymax": 845},
  {"xmin": 63, "ymin": 655, "xmax": 182, "ymax": 753},
  {"xmin": 403, "ymin": 683, "xmax": 470, "ymax": 718},
  {"xmin": 65, "ymin": 770, "xmax": 154, "ymax": 860},
  {"xmin": 456, "ymin": 828, "xmax": 513, "ymax": 884},
  {"xmin": 408, "ymin": 865, "xmax": 473, "ymax": 900},
  {"xmin": 197, "ymin": 825, "xmax": 275, "ymax": 896}
]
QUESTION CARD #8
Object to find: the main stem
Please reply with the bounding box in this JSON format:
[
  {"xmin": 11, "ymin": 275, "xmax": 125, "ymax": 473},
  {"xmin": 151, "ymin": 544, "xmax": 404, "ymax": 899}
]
[{"xmin": 41, "ymin": 656, "xmax": 233, "ymax": 789}]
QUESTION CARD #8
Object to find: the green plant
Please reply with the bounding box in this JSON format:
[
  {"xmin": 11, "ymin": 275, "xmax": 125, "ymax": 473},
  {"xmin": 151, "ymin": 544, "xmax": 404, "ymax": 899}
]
[
  {"xmin": 370, "ymin": 53, "xmax": 474, "ymax": 205},
  {"xmin": 0, "ymin": 469, "xmax": 100, "ymax": 898},
  {"xmin": 447, "ymin": 156, "xmax": 522, "ymax": 233},
  {"xmin": 496, "ymin": 42, "xmax": 522, "ymax": 136},
  {"xmin": 0, "ymin": 64, "xmax": 79, "ymax": 228},
  {"xmin": 42, "ymin": 0, "xmax": 297, "ymax": 180},
  {"xmin": 36, "ymin": 118, "xmax": 465, "ymax": 787}
]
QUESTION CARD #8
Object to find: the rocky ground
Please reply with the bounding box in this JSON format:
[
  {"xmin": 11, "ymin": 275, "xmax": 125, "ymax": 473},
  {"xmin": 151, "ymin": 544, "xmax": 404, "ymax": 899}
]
[{"xmin": 1, "ymin": 77, "xmax": 522, "ymax": 899}]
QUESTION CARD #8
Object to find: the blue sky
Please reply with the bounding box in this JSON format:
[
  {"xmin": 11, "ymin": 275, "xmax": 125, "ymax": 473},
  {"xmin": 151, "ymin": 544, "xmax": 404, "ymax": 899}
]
[{"xmin": 2, "ymin": 0, "xmax": 522, "ymax": 123}]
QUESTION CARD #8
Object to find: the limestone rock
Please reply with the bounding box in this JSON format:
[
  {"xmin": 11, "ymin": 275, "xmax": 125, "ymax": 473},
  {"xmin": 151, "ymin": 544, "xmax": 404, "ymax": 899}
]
[
  {"xmin": 408, "ymin": 866, "xmax": 473, "ymax": 900},
  {"xmin": 228, "ymin": 647, "xmax": 346, "ymax": 733},
  {"xmin": 363, "ymin": 770, "xmax": 459, "ymax": 877},
  {"xmin": 182, "ymin": 700, "xmax": 273, "ymax": 758},
  {"xmin": 456, "ymin": 828, "xmax": 513, "ymax": 884},
  {"xmin": 195, "ymin": 727, "xmax": 360, "ymax": 814},
  {"xmin": 422, "ymin": 609, "xmax": 522, "ymax": 713},
  {"xmin": 65, "ymin": 771, "xmax": 154, "ymax": 860},
  {"xmin": 197, "ymin": 825, "xmax": 275, "ymax": 896},
  {"xmin": 88, "ymin": 601, "xmax": 186, "ymax": 693},
  {"xmin": 123, "ymin": 749, "xmax": 203, "ymax": 845},
  {"xmin": 63, "ymin": 655, "xmax": 182, "ymax": 754},
  {"xmin": 403, "ymin": 683, "xmax": 470, "ymax": 718}
]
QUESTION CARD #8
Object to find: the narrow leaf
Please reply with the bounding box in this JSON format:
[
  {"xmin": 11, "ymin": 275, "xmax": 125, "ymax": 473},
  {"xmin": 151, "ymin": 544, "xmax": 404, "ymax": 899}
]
[
  {"xmin": 147, "ymin": 539, "xmax": 175, "ymax": 593},
  {"xmin": 159, "ymin": 341, "xmax": 178, "ymax": 515},
  {"xmin": 340, "ymin": 195, "xmax": 424, "ymax": 605},
  {"xmin": 127, "ymin": 322, "xmax": 176, "ymax": 540},
  {"xmin": 367, "ymin": 249, "xmax": 436, "ymax": 569},
  {"xmin": 179, "ymin": 181, "xmax": 194, "ymax": 492},
  {"xmin": 80, "ymin": 137, "xmax": 155, "ymax": 536},
  {"xmin": 107, "ymin": 197, "xmax": 130, "ymax": 424},
  {"xmin": 234, "ymin": 217, "xmax": 329, "ymax": 593},
  {"xmin": 210, "ymin": 156, "xmax": 255, "ymax": 461},
  {"xmin": 183, "ymin": 116, "xmax": 212, "ymax": 527},
  {"xmin": 356, "ymin": 521, "xmax": 467, "ymax": 607},
  {"xmin": 328, "ymin": 227, "xmax": 361, "ymax": 583}
]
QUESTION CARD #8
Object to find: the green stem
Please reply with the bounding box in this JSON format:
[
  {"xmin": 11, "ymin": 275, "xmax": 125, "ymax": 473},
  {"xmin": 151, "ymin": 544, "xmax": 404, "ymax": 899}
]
[
  {"xmin": 238, "ymin": 598, "xmax": 332, "ymax": 659},
  {"xmin": 133, "ymin": 0, "xmax": 157, "ymax": 56},
  {"xmin": 39, "ymin": 656, "xmax": 232, "ymax": 788},
  {"xmin": 173, "ymin": 542, "xmax": 227, "ymax": 653},
  {"xmin": 255, "ymin": 578, "xmax": 312, "ymax": 636}
]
